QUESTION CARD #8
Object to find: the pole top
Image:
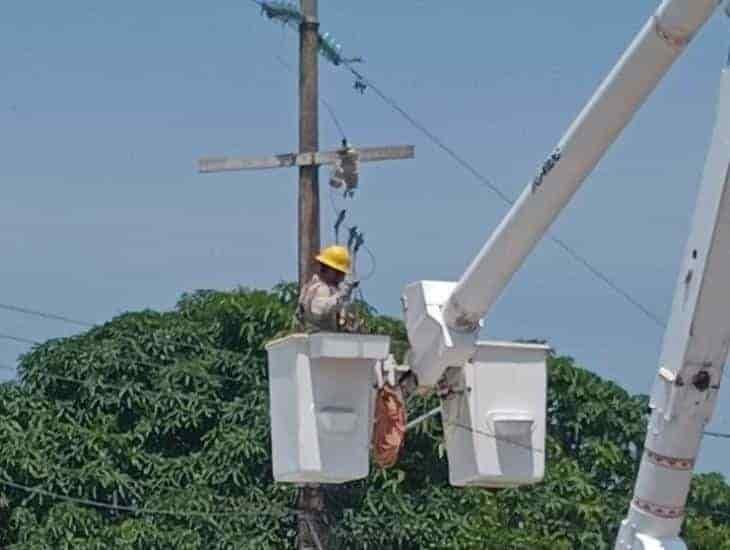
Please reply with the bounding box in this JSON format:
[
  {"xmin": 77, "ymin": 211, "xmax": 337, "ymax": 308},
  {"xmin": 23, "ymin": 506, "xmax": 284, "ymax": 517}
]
[{"xmin": 300, "ymin": 0, "xmax": 317, "ymax": 19}]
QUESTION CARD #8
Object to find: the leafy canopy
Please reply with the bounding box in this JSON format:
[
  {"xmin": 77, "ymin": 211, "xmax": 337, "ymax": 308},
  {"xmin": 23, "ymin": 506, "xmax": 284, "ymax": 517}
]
[{"xmin": 1, "ymin": 284, "xmax": 729, "ymax": 549}]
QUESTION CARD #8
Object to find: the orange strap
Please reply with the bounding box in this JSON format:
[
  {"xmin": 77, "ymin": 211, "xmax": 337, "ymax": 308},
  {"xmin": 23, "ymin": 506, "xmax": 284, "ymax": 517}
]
[{"xmin": 372, "ymin": 385, "xmax": 407, "ymax": 469}]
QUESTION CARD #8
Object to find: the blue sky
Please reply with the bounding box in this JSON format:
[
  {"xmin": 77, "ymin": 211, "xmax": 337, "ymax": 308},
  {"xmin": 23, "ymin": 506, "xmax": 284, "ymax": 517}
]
[{"xmin": 2, "ymin": 1, "xmax": 730, "ymax": 475}]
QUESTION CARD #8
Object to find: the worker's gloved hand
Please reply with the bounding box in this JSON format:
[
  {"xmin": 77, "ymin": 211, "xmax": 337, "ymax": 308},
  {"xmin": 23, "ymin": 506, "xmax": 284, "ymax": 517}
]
[{"xmin": 341, "ymin": 279, "xmax": 360, "ymax": 297}]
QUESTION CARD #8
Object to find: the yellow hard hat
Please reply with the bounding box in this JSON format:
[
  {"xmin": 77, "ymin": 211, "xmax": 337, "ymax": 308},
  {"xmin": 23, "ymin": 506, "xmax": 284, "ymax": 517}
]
[{"xmin": 316, "ymin": 245, "xmax": 351, "ymax": 274}]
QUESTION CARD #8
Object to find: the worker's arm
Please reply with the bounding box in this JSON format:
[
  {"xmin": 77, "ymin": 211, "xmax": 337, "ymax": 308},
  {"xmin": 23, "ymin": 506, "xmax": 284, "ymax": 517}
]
[{"xmin": 308, "ymin": 280, "xmax": 358, "ymax": 317}]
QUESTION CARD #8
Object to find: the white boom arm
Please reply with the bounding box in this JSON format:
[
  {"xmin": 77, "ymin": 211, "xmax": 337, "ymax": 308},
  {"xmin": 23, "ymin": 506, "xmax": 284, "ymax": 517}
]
[
  {"xmin": 615, "ymin": 60, "xmax": 730, "ymax": 550},
  {"xmin": 403, "ymin": 0, "xmax": 720, "ymax": 387}
]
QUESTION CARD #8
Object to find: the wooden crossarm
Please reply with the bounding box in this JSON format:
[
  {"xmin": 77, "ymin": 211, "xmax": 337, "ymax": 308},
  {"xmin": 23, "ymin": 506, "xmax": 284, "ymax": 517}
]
[{"xmin": 198, "ymin": 145, "xmax": 414, "ymax": 173}]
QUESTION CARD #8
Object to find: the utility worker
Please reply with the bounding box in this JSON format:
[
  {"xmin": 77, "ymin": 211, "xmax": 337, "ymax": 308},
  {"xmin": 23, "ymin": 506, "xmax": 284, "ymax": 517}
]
[{"xmin": 297, "ymin": 245, "xmax": 359, "ymax": 332}]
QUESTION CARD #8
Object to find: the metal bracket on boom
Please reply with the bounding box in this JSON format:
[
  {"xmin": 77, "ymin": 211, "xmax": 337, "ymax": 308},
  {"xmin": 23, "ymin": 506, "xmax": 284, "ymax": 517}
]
[{"xmin": 401, "ymin": 281, "xmax": 481, "ymax": 388}]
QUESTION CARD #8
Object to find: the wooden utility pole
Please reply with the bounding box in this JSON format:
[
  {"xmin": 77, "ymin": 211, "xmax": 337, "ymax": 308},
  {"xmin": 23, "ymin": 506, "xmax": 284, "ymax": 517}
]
[
  {"xmin": 297, "ymin": 4, "xmax": 324, "ymax": 535},
  {"xmin": 196, "ymin": 7, "xmax": 415, "ymax": 544},
  {"xmin": 296, "ymin": 485, "xmax": 327, "ymax": 550},
  {"xmin": 298, "ymin": 0, "xmax": 320, "ymax": 290}
]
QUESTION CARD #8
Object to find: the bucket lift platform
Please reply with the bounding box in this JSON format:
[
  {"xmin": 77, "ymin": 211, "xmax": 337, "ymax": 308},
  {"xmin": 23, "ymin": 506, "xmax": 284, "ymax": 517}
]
[
  {"xmin": 265, "ymin": 332, "xmax": 390, "ymax": 483},
  {"xmin": 441, "ymin": 341, "xmax": 549, "ymax": 488}
]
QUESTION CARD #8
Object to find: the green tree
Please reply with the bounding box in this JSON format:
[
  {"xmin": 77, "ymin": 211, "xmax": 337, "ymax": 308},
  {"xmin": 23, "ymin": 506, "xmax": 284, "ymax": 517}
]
[{"xmin": 0, "ymin": 284, "xmax": 728, "ymax": 548}]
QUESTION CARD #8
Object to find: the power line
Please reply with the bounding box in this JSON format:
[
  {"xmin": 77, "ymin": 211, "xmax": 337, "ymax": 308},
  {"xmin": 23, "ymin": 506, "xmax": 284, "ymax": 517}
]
[
  {"xmin": 0, "ymin": 478, "xmax": 289, "ymax": 519},
  {"xmin": 445, "ymin": 419, "xmax": 546, "ymax": 455},
  {"xmin": 24, "ymin": 370, "xmax": 253, "ymax": 408},
  {"xmin": 327, "ymin": 187, "xmax": 377, "ymax": 281},
  {"xmin": 450, "ymin": 416, "xmax": 730, "ymax": 454},
  {"xmin": 1, "ymin": 397, "xmax": 238, "ymax": 449},
  {"xmin": 0, "ymin": 332, "xmax": 38, "ymax": 346},
  {"xmin": 704, "ymin": 430, "xmax": 730, "ymax": 440},
  {"xmin": 0, "ymin": 328, "xmax": 250, "ymax": 385},
  {"xmin": 548, "ymin": 238, "xmax": 665, "ymax": 328},
  {"xmin": 321, "ymin": 97, "xmax": 348, "ymax": 142},
  {"xmin": 341, "ymin": 62, "xmax": 666, "ymax": 330},
  {"xmin": 274, "ymin": 54, "xmax": 348, "ymax": 142},
  {"xmin": 411, "ymin": 403, "xmax": 730, "ymax": 459},
  {"xmin": 343, "ymin": 63, "xmax": 513, "ymax": 205},
  {"xmin": 0, "ymin": 303, "xmax": 93, "ymax": 328}
]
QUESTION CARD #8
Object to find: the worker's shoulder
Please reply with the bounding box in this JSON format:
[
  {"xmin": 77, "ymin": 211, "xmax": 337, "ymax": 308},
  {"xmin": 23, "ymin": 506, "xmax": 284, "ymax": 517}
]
[{"xmin": 302, "ymin": 275, "xmax": 334, "ymax": 295}]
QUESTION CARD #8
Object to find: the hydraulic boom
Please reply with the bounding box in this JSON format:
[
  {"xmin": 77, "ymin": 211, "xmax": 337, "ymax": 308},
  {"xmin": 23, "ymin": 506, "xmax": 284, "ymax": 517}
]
[
  {"xmin": 403, "ymin": 0, "xmax": 720, "ymax": 387},
  {"xmin": 615, "ymin": 56, "xmax": 730, "ymax": 550}
]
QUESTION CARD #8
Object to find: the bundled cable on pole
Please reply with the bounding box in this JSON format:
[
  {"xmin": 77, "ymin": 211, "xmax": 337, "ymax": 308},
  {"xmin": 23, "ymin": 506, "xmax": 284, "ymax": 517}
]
[{"xmin": 255, "ymin": 1, "xmax": 363, "ymax": 66}]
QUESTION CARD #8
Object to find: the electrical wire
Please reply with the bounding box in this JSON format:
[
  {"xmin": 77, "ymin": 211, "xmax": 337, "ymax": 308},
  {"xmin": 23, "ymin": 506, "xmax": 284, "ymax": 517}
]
[
  {"xmin": 341, "ymin": 62, "xmax": 666, "ymax": 330},
  {"xmin": 343, "ymin": 63, "xmax": 512, "ymax": 204},
  {"xmin": 403, "ymin": 400, "xmax": 546, "ymax": 453},
  {"xmin": 704, "ymin": 430, "xmax": 730, "ymax": 440},
  {"xmin": 25, "ymin": 371, "xmax": 253, "ymax": 408},
  {"xmin": 321, "ymin": 97, "xmax": 348, "ymax": 143},
  {"xmin": 0, "ymin": 332, "xmax": 38, "ymax": 346},
  {"xmin": 0, "ymin": 478, "xmax": 289, "ymax": 519},
  {"xmin": 549, "ymin": 237, "xmax": 665, "ymax": 328},
  {"xmin": 360, "ymin": 244, "xmax": 378, "ymax": 283},
  {"xmin": 273, "ymin": 55, "xmax": 348, "ymax": 146},
  {"xmin": 28, "ymin": 372, "xmax": 249, "ymax": 405},
  {"xmin": 444, "ymin": 418, "xmax": 546, "ymax": 455},
  {"xmin": 327, "ymin": 186, "xmax": 377, "ymax": 281},
  {"xmin": 0, "ymin": 303, "xmax": 93, "ymax": 328},
  {"xmin": 1, "ymin": 475, "xmax": 728, "ymax": 548},
  {"xmin": 0, "ymin": 396, "xmax": 250, "ymax": 451},
  {"xmin": 408, "ymin": 401, "xmax": 730, "ymax": 460},
  {"xmin": 0, "ymin": 328, "xmax": 251, "ymax": 385}
]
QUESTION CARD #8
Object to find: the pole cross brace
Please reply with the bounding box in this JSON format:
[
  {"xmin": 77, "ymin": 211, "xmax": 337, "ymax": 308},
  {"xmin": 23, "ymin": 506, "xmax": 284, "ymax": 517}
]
[{"xmin": 198, "ymin": 145, "xmax": 414, "ymax": 173}]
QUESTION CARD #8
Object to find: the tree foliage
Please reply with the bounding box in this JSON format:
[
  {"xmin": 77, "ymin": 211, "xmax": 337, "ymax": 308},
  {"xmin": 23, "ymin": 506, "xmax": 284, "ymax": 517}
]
[{"xmin": 0, "ymin": 284, "xmax": 728, "ymax": 548}]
